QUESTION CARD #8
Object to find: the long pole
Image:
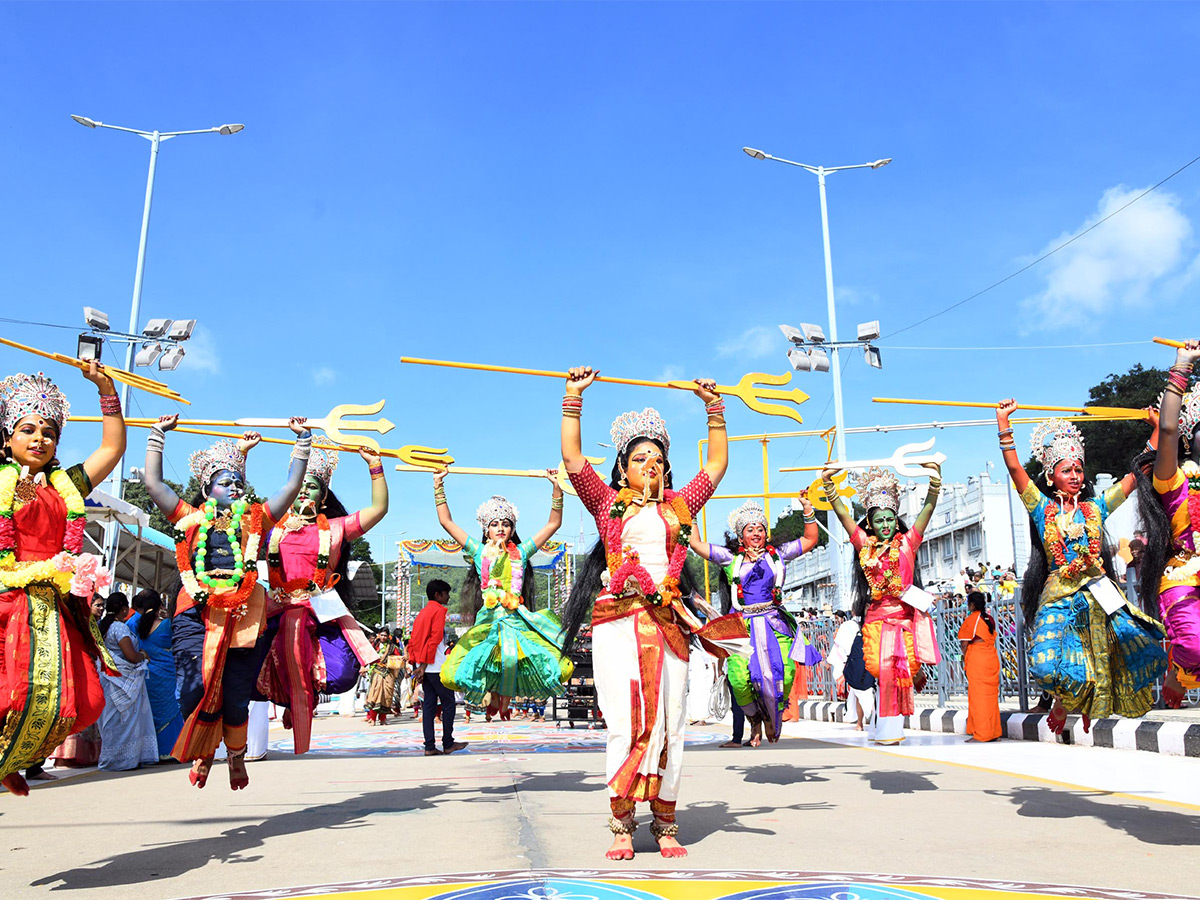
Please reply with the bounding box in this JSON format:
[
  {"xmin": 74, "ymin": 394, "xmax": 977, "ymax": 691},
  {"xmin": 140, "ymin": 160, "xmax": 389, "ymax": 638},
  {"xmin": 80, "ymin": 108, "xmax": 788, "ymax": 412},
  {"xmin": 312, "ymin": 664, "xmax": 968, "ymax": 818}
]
[
  {"xmin": 105, "ymin": 132, "xmax": 161, "ymax": 566},
  {"xmin": 816, "ymin": 167, "xmax": 849, "ymax": 606}
]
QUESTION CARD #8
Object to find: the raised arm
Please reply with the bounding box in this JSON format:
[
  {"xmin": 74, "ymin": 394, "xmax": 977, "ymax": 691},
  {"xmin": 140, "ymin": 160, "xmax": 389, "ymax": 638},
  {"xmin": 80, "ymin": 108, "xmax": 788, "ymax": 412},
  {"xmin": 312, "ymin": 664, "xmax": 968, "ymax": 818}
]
[
  {"xmin": 143, "ymin": 414, "xmax": 182, "ymax": 516},
  {"xmin": 529, "ymin": 469, "xmax": 564, "ymax": 549},
  {"xmin": 796, "ymin": 497, "xmax": 820, "ymax": 554},
  {"xmin": 432, "ymin": 469, "xmax": 471, "ymax": 546},
  {"xmin": 912, "ymin": 463, "xmax": 941, "ymax": 535},
  {"xmin": 562, "ymin": 366, "xmax": 598, "ymax": 473},
  {"xmin": 696, "ymin": 378, "xmax": 728, "ymax": 486},
  {"xmin": 1155, "ymin": 340, "xmax": 1200, "ymax": 482},
  {"xmin": 265, "ymin": 419, "xmax": 311, "ymax": 522},
  {"xmin": 821, "ymin": 467, "xmax": 859, "ymax": 536},
  {"xmin": 80, "ymin": 360, "xmax": 127, "ymax": 488},
  {"xmin": 689, "ymin": 527, "xmax": 714, "ymax": 561},
  {"xmin": 355, "ymin": 446, "xmax": 389, "ymax": 533},
  {"xmin": 996, "ymin": 399, "xmax": 1031, "ymax": 495}
]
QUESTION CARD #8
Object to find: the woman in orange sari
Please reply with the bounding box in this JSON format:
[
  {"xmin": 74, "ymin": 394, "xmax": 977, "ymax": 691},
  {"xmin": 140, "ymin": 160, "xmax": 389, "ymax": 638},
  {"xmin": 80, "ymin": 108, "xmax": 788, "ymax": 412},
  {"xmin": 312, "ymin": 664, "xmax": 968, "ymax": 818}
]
[{"xmin": 958, "ymin": 591, "xmax": 1001, "ymax": 742}]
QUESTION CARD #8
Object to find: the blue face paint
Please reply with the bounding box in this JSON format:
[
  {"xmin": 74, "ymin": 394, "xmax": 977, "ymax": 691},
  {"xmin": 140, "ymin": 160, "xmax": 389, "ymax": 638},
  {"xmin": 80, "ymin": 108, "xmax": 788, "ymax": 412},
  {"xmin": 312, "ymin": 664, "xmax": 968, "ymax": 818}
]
[{"xmin": 206, "ymin": 468, "xmax": 246, "ymax": 509}]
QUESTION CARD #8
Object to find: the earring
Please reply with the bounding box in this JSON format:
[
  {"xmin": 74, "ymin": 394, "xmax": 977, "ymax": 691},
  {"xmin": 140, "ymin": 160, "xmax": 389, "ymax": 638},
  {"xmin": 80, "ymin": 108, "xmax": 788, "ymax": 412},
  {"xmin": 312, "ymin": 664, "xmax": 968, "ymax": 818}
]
[{"xmin": 618, "ymin": 469, "xmax": 627, "ymax": 488}]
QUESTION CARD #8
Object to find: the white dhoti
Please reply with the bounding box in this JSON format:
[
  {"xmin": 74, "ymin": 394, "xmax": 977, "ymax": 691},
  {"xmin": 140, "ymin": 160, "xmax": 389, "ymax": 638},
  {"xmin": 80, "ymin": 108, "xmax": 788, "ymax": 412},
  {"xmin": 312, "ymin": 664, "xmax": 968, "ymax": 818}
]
[{"xmin": 686, "ymin": 646, "xmax": 717, "ymax": 723}]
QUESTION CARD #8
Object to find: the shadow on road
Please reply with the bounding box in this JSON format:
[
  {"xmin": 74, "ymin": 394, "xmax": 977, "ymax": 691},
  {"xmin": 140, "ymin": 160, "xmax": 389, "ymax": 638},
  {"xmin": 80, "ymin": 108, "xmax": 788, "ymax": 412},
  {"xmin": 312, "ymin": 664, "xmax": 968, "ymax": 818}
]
[
  {"xmin": 859, "ymin": 770, "xmax": 939, "ymax": 794},
  {"xmin": 29, "ymin": 784, "xmax": 495, "ymax": 891},
  {"xmin": 680, "ymin": 798, "xmax": 836, "ymax": 846},
  {"xmin": 993, "ymin": 786, "xmax": 1200, "ymax": 846},
  {"xmin": 730, "ymin": 763, "xmax": 861, "ymax": 785}
]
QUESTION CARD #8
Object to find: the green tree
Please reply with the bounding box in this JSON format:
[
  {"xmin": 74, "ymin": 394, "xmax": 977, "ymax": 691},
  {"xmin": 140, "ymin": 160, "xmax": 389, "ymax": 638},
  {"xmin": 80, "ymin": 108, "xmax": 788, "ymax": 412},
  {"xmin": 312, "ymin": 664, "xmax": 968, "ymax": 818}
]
[
  {"xmin": 122, "ymin": 475, "xmax": 265, "ymax": 535},
  {"xmin": 771, "ymin": 506, "xmax": 830, "ymax": 548}
]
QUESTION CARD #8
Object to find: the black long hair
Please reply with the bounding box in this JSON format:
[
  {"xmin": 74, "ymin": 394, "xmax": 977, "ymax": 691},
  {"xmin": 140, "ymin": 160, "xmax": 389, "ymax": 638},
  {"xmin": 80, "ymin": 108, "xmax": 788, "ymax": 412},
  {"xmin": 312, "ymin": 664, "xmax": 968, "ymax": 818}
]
[
  {"xmin": 134, "ymin": 588, "xmax": 162, "ymax": 640},
  {"xmin": 1132, "ymin": 448, "xmax": 1174, "ymax": 617},
  {"xmin": 967, "ymin": 590, "xmax": 995, "ymax": 634},
  {"xmin": 1018, "ymin": 473, "xmax": 1116, "ymax": 627},
  {"xmin": 99, "ymin": 592, "xmax": 129, "ymax": 638},
  {"xmin": 320, "ymin": 487, "xmax": 356, "ymax": 608},
  {"xmin": 850, "ymin": 509, "xmax": 922, "ymax": 621},
  {"xmin": 561, "ymin": 438, "xmax": 702, "ymax": 651},
  {"xmin": 461, "ymin": 524, "xmax": 538, "ymax": 625}
]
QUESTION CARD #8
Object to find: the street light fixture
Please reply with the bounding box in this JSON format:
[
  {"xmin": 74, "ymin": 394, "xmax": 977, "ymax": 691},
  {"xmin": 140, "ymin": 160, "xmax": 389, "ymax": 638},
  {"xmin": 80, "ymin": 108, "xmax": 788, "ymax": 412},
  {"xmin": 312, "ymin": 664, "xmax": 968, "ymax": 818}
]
[
  {"xmin": 158, "ymin": 346, "xmax": 186, "ymax": 371},
  {"xmin": 135, "ymin": 342, "xmax": 164, "ymax": 367},
  {"xmin": 83, "ymin": 307, "xmax": 110, "ymax": 330},
  {"xmin": 71, "ymin": 115, "xmax": 99, "ymax": 128},
  {"xmin": 141, "ymin": 318, "xmax": 174, "ymax": 338},
  {"xmin": 167, "ymin": 319, "xmax": 196, "ymax": 341}
]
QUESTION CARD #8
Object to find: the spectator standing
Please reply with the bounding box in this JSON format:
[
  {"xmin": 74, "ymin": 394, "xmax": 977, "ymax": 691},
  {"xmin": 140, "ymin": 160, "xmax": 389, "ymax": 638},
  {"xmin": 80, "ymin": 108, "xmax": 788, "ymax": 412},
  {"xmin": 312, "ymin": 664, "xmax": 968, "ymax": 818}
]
[
  {"xmin": 97, "ymin": 594, "xmax": 159, "ymax": 771},
  {"xmin": 958, "ymin": 592, "xmax": 1002, "ymax": 742},
  {"xmin": 410, "ymin": 580, "xmax": 467, "ymax": 756},
  {"xmin": 128, "ymin": 588, "xmax": 184, "ymax": 761}
]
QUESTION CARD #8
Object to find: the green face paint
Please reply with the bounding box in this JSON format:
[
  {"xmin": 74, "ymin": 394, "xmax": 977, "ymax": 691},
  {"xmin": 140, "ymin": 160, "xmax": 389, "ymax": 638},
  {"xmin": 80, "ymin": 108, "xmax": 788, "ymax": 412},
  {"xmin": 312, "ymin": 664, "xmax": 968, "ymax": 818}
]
[{"xmin": 869, "ymin": 507, "xmax": 898, "ymax": 541}]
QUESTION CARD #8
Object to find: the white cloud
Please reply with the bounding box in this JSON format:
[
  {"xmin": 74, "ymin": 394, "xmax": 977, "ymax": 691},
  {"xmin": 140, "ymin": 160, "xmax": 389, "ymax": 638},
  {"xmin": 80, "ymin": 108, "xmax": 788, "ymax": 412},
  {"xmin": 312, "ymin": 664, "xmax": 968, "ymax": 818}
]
[
  {"xmin": 176, "ymin": 326, "xmax": 220, "ymax": 373},
  {"xmin": 656, "ymin": 364, "xmax": 685, "ymax": 382},
  {"xmin": 312, "ymin": 366, "xmax": 336, "ymax": 386},
  {"xmin": 836, "ymin": 285, "xmax": 879, "ymax": 307},
  {"xmin": 1020, "ymin": 186, "xmax": 1198, "ymax": 329},
  {"xmin": 716, "ymin": 325, "xmax": 778, "ymax": 359}
]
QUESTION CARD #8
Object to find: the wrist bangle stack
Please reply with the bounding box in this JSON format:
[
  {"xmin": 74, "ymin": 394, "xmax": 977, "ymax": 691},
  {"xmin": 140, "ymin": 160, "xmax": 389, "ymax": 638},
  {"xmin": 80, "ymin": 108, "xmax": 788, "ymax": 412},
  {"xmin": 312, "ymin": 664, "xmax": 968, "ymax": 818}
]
[
  {"xmin": 562, "ymin": 394, "xmax": 583, "ymax": 419},
  {"xmin": 706, "ymin": 400, "xmax": 727, "ymax": 429},
  {"xmin": 146, "ymin": 430, "xmax": 165, "ymax": 454},
  {"xmin": 291, "ymin": 433, "xmax": 312, "ymax": 461},
  {"xmin": 99, "ymin": 393, "xmax": 122, "ymax": 417},
  {"xmin": 999, "ymin": 442, "xmax": 1017, "ymax": 452},
  {"xmin": 997, "ymin": 428, "xmax": 1013, "ymax": 438},
  {"xmin": 369, "ymin": 465, "xmax": 385, "ymax": 478},
  {"xmin": 433, "ymin": 484, "xmax": 447, "ymax": 507},
  {"xmin": 803, "ymin": 513, "xmax": 817, "ymax": 523},
  {"xmin": 551, "ymin": 495, "xmax": 564, "ymax": 511}
]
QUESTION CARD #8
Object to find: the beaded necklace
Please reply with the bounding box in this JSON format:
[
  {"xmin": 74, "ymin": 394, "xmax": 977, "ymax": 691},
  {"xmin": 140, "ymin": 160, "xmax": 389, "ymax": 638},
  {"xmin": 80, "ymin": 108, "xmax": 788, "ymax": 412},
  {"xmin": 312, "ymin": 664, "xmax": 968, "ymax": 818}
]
[{"xmin": 174, "ymin": 497, "xmax": 263, "ymax": 610}]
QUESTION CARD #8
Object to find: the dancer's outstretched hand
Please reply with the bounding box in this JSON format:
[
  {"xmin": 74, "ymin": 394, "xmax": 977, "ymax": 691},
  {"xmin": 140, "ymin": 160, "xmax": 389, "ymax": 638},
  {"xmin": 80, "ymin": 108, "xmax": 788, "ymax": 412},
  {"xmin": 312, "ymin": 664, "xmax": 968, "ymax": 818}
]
[
  {"xmin": 155, "ymin": 414, "xmax": 179, "ymax": 433},
  {"xmin": 566, "ymin": 366, "xmax": 598, "ymax": 394}
]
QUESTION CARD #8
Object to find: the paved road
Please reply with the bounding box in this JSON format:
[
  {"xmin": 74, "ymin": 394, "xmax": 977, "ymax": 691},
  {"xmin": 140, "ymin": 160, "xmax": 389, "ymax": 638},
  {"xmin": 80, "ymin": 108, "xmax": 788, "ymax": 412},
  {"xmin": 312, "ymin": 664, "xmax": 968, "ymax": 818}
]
[{"xmin": 3, "ymin": 712, "xmax": 1198, "ymax": 900}]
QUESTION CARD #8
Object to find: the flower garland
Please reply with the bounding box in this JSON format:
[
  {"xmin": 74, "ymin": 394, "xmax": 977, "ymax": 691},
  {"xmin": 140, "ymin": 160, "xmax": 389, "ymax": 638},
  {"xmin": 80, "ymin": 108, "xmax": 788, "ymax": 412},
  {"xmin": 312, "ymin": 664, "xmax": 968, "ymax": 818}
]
[
  {"xmin": 0, "ymin": 462, "xmax": 101, "ymax": 596},
  {"xmin": 1184, "ymin": 461, "xmax": 1200, "ymax": 552},
  {"xmin": 733, "ymin": 544, "xmax": 783, "ymax": 604},
  {"xmin": 859, "ymin": 535, "xmax": 903, "ymax": 600},
  {"xmin": 1043, "ymin": 498, "xmax": 1102, "ymax": 582},
  {"xmin": 605, "ymin": 491, "xmax": 692, "ymax": 608},
  {"xmin": 480, "ymin": 541, "xmax": 524, "ymax": 610},
  {"xmin": 175, "ymin": 498, "xmax": 263, "ymax": 611},
  {"xmin": 267, "ymin": 513, "xmax": 331, "ymax": 594}
]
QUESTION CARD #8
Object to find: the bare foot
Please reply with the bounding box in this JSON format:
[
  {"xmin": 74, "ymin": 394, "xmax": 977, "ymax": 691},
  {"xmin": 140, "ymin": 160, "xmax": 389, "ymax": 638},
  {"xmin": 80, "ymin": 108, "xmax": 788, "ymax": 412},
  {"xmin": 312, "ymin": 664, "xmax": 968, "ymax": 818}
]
[
  {"xmin": 606, "ymin": 833, "xmax": 634, "ymax": 860},
  {"xmin": 2, "ymin": 772, "xmax": 30, "ymax": 796},
  {"xmin": 189, "ymin": 756, "xmax": 214, "ymax": 789},
  {"xmin": 27, "ymin": 770, "xmax": 55, "ymax": 781},
  {"xmin": 227, "ymin": 753, "xmax": 249, "ymax": 791},
  {"xmin": 1047, "ymin": 699, "xmax": 1067, "ymax": 735},
  {"xmin": 656, "ymin": 835, "xmax": 688, "ymax": 858},
  {"xmin": 718, "ymin": 740, "xmax": 742, "ymax": 748},
  {"xmin": 749, "ymin": 724, "xmax": 762, "ymax": 748}
]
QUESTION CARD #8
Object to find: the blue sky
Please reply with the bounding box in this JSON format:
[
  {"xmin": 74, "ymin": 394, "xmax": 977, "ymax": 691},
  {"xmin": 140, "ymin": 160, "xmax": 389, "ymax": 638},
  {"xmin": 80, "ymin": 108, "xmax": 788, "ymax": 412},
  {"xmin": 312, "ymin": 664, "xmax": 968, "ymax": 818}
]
[{"xmin": 3, "ymin": 2, "xmax": 1200, "ymax": 559}]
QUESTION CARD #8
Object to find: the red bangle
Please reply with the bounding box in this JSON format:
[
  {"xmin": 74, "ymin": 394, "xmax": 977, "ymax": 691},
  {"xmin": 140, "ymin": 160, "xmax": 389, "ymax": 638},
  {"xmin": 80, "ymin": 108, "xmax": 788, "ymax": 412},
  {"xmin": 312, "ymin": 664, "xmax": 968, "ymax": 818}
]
[{"xmin": 99, "ymin": 393, "xmax": 122, "ymax": 416}]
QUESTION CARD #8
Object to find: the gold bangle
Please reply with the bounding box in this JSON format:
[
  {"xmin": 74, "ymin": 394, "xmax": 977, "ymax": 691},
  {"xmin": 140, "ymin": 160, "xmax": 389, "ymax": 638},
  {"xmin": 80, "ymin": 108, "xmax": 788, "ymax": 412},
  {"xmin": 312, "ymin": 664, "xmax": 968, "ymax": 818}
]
[{"xmin": 551, "ymin": 497, "xmax": 564, "ymax": 511}]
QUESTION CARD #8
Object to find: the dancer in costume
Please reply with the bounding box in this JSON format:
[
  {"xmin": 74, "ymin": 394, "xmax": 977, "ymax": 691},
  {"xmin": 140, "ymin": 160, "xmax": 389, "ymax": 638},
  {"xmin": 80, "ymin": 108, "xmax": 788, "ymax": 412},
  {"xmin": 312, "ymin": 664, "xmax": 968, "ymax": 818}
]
[
  {"xmin": 821, "ymin": 463, "xmax": 941, "ymax": 745},
  {"xmin": 364, "ymin": 630, "xmax": 403, "ymax": 725},
  {"xmin": 433, "ymin": 469, "xmax": 573, "ymax": 720},
  {"xmin": 688, "ymin": 498, "xmax": 820, "ymax": 745},
  {"xmin": 257, "ymin": 446, "xmax": 386, "ymax": 751},
  {"xmin": 1133, "ymin": 339, "xmax": 1200, "ymax": 706},
  {"xmin": 0, "ymin": 366, "xmax": 125, "ymax": 796},
  {"xmin": 561, "ymin": 366, "xmax": 748, "ymax": 860},
  {"xmin": 997, "ymin": 401, "xmax": 1166, "ymax": 731},
  {"xmin": 143, "ymin": 414, "xmax": 308, "ymax": 789}
]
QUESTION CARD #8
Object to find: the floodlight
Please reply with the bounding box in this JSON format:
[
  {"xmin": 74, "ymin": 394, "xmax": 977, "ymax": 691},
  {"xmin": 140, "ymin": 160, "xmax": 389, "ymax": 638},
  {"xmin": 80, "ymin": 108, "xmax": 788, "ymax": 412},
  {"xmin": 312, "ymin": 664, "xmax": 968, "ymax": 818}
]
[
  {"xmin": 167, "ymin": 319, "xmax": 196, "ymax": 340},
  {"xmin": 779, "ymin": 324, "xmax": 805, "ymax": 345},
  {"xmin": 857, "ymin": 320, "xmax": 881, "ymax": 342},
  {"xmin": 787, "ymin": 348, "xmax": 812, "ymax": 372},
  {"xmin": 83, "ymin": 307, "xmax": 110, "ymax": 330},
  {"xmin": 742, "ymin": 147, "xmax": 767, "ymax": 160},
  {"xmin": 218, "ymin": 124, "xmax": 245, "ymax": 136},
  {"xmin": 135, "ymin": 342, "xmax": 163, "ymax": 367},
  {"xmin": 808, "ymin": 347, "xmax": 831, "ymax": 372},
  {"xmin": 77, "ymin": 334, "xmax": 103, "ymax": 363},
  {"xmin": 864, "ymin": 346, "xmax": 883, "ymax": 369},
  {"xmin": 142, "ymin": 318, "xmax": 173, "ymax": 338},
  {"xmin": 158, "ymin": 346, "xmax": 186, "ymax": 370},
  {"xmin": 871, "ymin": 158, "xmax": 893, "ymax": 169},
  {"xmin": 800, "ymin": 323, "xmax": 826, "ymax": 343},
  {"xmin": 71, "ymin": 115, "xmax": 99, "ymax": 128}
]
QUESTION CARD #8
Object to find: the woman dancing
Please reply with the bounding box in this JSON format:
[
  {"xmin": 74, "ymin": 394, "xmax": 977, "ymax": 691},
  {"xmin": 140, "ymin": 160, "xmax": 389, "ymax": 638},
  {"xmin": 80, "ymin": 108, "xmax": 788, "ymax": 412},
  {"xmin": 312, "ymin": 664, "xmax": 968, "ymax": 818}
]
[
  {"xmin": 561, "ymin": 366, "xmax": 748, "ymax": 860},
  {"xmin": 997, "ymin": 401, "xmax": 1166, "ymax": 731},
  {"xmin": 688, "ymin": 498, "xmax": 820, "ymax": 745},
  {"xmin": 821, "ymin": 463, "xmax": 941, "ymax": 745},
  {"xmin": 433, "ymin": 469, "xmax": 572, "ymax": 720},
  {"xmin": 0, "ymin": 366, "xmax": 124, "ymax": 796},
  {"xmin": 1133, "ymin": 339, "xmax": 1200, "ymax": 706},
  {"xmin": 144, "ymin": 414, "xmax": 308, "ymax": 789},
  {"xmin": 257, "ymin": 446, "xmax": 386, "ymax": 751}
]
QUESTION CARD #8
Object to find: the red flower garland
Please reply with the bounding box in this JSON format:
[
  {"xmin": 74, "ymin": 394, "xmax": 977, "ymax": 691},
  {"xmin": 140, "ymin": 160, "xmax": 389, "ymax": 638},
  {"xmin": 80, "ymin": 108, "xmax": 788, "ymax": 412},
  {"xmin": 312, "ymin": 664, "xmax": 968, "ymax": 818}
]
[{"xmin": 1043, "ymin": 499, "xmax": 1101, "ymax": 581}]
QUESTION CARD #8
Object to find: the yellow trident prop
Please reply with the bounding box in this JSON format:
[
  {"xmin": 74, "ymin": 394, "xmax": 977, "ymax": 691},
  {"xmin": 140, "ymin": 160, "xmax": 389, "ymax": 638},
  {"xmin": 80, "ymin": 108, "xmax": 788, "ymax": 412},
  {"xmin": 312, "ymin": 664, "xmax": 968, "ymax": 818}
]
[
  {"xmin": 872, "ymin": 396, "xmax": 1150, "ymax": 421},
  {"xmin": 394, "ymin": 456, "xmax": 607, "ymax": 497},
  {"xmin": 400, "ymin": 357, "xmax": 811, "ymax": 424},
  {"xmin": 0, "ymin": 335, "xmax": 189, "ymax": 404}
]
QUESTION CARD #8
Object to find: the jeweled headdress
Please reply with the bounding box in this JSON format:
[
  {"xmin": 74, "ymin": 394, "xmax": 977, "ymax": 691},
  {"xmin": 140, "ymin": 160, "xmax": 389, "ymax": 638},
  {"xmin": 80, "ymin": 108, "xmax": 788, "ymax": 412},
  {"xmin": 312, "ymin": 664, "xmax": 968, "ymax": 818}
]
[
  {"xmin": 1158, "ymin": 388, "xmax": 1200, "ymax": 453},
  {"xmin": 854, "ymin": 466, "xmax": 900, "ymax": 513},
  {"xmin": 1030, "ymin": 418, "xmax": 1085, "ymax": 473},
  {"xmin": 728, "ymin": 500, "xmax": 768, "ymax": 536},
  {"xmin": 476, "ymin": 495, "xmax": 518, "ymax": 528},
  {"xmin": 189, "ymin": 439, "xmax": 246, "ymax": 489},
  {"xmin": 0, "ymin": 372, "xmax": 69, "ymax": 435},
  {"xmin": 610, "ymin": 407, "xmax": 670, "ymax": 457},
  {"xmin": 305, "ymin": 447, "xmax": 338, "ymax": 487}
]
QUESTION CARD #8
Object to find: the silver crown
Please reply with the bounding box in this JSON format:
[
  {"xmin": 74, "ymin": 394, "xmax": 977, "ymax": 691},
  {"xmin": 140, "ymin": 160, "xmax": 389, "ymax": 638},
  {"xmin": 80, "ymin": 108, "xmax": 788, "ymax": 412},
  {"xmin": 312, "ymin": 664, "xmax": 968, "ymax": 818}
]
[
  {"xmin": 728, "ymin": 500, "xmax": 768, "ymax": 536},
  {"xmin": 1030, "ymin": 418, "xmax": 1085, "ymax": 473},
  {"xmin": 854, "ymin": 466, "xmax": 900, "ymax": 513},
  {"xmin": 189, "ymin": 439, "xmax": 247, "ymax": 489},
  {"xmin": 0, "ymin": 372, "xmax": 70, "ymax": 435},
  {"xmin": 476, "ymin": 495, "xmax": 518, "ymax": 529},
  {"xmin": 1158, "ymin": 387, "xmax": 1200, "ymax": 454},
  {"xmin": 305, "ymin": 447, "xmax": 338, "ymax": 487},
  {"xmin": 610, "ymin": 407, "xmax": 670, "ymax": 457}
]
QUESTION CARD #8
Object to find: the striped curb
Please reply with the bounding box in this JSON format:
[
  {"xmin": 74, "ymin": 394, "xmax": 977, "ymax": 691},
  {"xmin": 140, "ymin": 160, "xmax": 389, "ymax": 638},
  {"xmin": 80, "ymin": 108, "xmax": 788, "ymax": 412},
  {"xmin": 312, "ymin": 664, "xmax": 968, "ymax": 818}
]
[{"xmin": 792, "ymin": 699, "xmax": 1200, "ymax": 757}]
